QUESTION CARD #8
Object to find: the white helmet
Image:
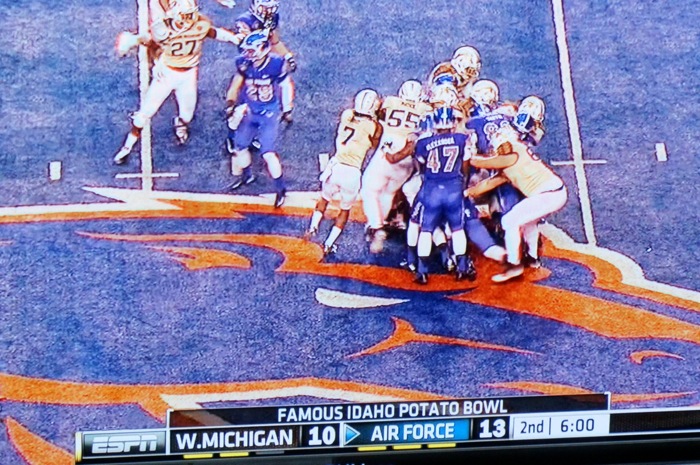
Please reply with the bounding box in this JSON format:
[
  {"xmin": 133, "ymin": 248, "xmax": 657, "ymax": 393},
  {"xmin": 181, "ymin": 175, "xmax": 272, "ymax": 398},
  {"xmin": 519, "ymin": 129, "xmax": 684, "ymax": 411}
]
[
  {"xmin": 398, "ymin": 80, "xmax": 422, "ymax": 102},
  {"xmin": 429, "ymin": 83, "xmax": 459, "ymax": 108},
  {"xmin": 354, "ymin": 89, "xmax": 380, "ymax": 117},
  {"xmin": 171, "ymin": 0, "xmax": 199, "ymax": 30},
  {"xmin": 451, "ymin": 46, "xmax": 481, "ymax": 81},
  {"xmin": 518, "ymin": 95, "xmax": 546, "ymax": 123},
  {"xmin": 470, "ymin": 79, "xmax": 499, "ymax": 108}
]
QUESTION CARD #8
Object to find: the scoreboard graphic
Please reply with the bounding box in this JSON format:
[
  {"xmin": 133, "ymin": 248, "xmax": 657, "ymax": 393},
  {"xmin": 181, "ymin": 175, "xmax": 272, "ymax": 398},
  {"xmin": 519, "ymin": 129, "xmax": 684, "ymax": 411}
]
[{"xmin": 75, "ymin": 395, "xmax": 700, "ymax": 463}]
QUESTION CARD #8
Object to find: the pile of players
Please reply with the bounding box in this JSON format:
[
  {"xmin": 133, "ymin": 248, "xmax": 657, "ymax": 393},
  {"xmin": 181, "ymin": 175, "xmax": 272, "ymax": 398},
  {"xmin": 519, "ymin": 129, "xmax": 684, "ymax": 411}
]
[
  {"xmin": 305, "ymin": 46, "xmax": 568, "ymax": 284},
  {"xmin": 113, "ymin": 0, "xmax": 295, "ymax": 207}
]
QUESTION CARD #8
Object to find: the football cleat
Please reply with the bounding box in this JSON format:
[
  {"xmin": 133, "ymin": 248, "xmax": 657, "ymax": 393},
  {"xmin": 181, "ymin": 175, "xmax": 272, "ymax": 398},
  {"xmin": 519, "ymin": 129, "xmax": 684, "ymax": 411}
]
[
  {"xmin": 274, "ymin": 189, "xmax": 286, "ymax": 208},
  {"xmin": 456, "ymin": 257, "xmax": 477, "ymax": 282},
  {"xmin": 173, "ymin": 117, "xmax": 189, "ymax": 145},
  {"xmin": 227, "ymin": 174, "xmax": 256, "ymax": 191},
  {"xmin": 492, "ymin": 264, "xmax": 525, "ymax": 283},
  {"xmin": 303, "ymin": 227, "xmax": 318, "ymax": 241},
  {"xmin": 400, "ymin": 258, "xmax": 417, "ymax": 273},
  {"xmin": 414, "ymin": 272, "xmax": 429, "ymax": 285},
  {"xmin": 323, "ymin": 243, "xmax": 337, "ymax": 256},
  {"xmin": 369, "ymin": 229, "xmax": 387, "ymax": 254},
  {"xmin": 523, "ymin": 255, "xmax": 542, "ymax": 269},
  {"xmin": 113, "ymin": 146, "xmax": 132, "ymax": 165}
]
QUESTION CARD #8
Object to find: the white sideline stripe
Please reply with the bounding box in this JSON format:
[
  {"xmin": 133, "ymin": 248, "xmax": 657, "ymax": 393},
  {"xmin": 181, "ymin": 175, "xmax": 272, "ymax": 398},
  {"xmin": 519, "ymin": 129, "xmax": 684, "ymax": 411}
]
[
  {"xmin": 541, "ymin": 223, "xmax": 700, "ymax": 304},
  {"xmin": 551, "ymin": 159, "xmax": 607, "ymax": 166},
  {"xmin": 137, "ymin": 0, "xmax": 153, "ymax": 192},
  {"xmin": 655, "ymin": 143, "xmax": 668, "ymax": 162},
  {"xmin": 551, "ymin": 0, "xmax": 598, "ymax": 246},
  {"xmin": 162, "ymin": 387, "xmax": 406, "ymax": 411},
  {"xmin": 0, "ymin": 202, "xmax": 176, "ymax": 217},
  {"xmin": 86, "ymin": 186, "xmax": 320, "ymax": 209},
  {"xmin": 115, "ymin": 172, "xmax": 180, "ymax": 179}
]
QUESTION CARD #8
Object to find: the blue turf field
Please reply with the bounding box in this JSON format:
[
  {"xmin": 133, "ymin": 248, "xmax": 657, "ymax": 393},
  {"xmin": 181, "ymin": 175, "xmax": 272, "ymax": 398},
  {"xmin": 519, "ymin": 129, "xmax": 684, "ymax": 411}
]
[{"xmin": 1, "ymin": 1, "xmax": 700, "ymax": 464}]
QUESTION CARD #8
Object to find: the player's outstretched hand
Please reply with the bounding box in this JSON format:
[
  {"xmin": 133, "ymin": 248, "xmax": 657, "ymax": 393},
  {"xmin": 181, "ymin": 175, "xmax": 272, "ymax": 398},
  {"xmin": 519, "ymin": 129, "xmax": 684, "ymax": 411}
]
[{"xmin": 116, "ymin": 31, "xmax": 139, "ymax": 57}]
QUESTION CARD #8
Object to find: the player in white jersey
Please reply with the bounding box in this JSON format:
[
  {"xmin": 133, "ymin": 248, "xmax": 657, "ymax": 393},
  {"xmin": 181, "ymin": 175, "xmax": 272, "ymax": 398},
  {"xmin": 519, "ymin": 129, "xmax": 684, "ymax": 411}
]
[
  {"xmin": 305, "ymin": 90, "xmax": 382, "ymax": 255},
  {"xmin": 468, "ymin": 125, "xmax": 567, "ymax": 283},
  {"xmin": 360, "ymin": 80, "xmax": 432, "ymax": 253},
  {"xmin": 113, "ymin": 0, "xmax": 241, "ymax": 164}
]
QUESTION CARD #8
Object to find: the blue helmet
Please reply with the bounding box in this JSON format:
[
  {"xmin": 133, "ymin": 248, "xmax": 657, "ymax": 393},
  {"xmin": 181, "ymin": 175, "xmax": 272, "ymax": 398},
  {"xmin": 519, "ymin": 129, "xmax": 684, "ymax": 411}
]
[
  {"xmin": 239, "ymin": 30, "xmax": 270, "ymax": 61},
  {"xmin": 431, "ymin": 107, "xmax": 457, "ymax": 130}
]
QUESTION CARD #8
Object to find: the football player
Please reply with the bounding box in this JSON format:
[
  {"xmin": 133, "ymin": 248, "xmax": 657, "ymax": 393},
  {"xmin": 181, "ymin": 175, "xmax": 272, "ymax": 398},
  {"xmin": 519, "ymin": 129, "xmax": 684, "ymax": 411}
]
[
  {"xmin": 225, "ymin": 30, "xmax": 294, "ymax": 208},
  {"xmin": 360, "ymin": 80, "xmax": 431, "ymax": 253},
  {"xmin": 305, "ymin": 89, "xmax": 383, "ymax": 254},
  {"xmin": 468, "ymin": 125, "xmax": 567, "ymax": 283},
  {"xmin": 113, "ymin": 0, "xmax": 241, "ymax": 164},
  {"xmin": 514, "ymin": 95, "xmax": 546, "ymax": 146},
  {"xmin": 411, "ymin": 107, "xmax": 477, "ymax": 284},
  {"xmin": 427, "ymin": 45, "xmax": 481, "ymax": 92},
  {"xmin": 234, "ymin": 0, "xmax": 295, "ymax": 70}
]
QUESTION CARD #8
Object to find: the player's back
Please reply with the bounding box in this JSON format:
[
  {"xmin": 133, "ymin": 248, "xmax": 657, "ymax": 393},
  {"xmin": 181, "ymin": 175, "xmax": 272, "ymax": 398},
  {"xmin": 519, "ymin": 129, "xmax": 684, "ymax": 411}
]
[
  {"xmin": 466, "ymin": 110, "xmax": 513, "ymax": 154},
  {"xmin": 380, "ymin": 96, "xmax": 431, "ymax": 139},
  {"xmin": 502, "ymin": 140, "xmax": 562, "ymax": 197},
  {"xmin": 334, "ymin": 109, "xmax": 377, "ymax": 169},
  {"xmin": 415, "ymin": 132, "xmax": 469, "ymax": 184},
  {"xmin": 160, "ymin": 16, "xmax": 212, "ymax": 68}
]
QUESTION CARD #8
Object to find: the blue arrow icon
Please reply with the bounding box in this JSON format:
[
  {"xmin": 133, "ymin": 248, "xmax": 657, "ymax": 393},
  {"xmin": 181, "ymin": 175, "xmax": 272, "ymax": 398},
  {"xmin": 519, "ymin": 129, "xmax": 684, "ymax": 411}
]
[{"xmin": 344, "ymin": 424, "xmax": 361, "ymax": 445}]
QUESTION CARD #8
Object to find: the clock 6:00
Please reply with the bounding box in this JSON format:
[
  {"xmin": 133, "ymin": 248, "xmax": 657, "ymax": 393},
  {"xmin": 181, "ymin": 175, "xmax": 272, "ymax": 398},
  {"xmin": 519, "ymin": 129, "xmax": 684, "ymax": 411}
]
[{"xmin": 560, "ymin": 418, "xmax": 596, "ymax": 433}]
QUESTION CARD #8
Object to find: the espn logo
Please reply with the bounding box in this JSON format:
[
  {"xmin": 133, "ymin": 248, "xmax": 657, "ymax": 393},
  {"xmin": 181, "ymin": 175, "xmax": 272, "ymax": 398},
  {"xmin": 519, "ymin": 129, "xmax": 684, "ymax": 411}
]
[{"xmin": 81, "ymin": 430, "xmax": 166, "ymax": 458}]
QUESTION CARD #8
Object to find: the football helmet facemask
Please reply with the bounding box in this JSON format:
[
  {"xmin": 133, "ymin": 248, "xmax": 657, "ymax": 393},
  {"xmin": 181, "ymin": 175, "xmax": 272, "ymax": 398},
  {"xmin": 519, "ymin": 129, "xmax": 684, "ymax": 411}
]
[
  {"xmin": 452, "ymin": 46, "xmax": 481, "ymax": 81},
  {"xmin": 250, "ymin": 0, "xmax": 279, "ymax": 23},
  {"xmin": 429, "ymin": 83, "xmax": 459, "ymax": 108},
  {"xmin": 470, "ymin": 79, "xmax": 499, "ymax": 109},
  {"xmin": 171, "ymin": 0, "xmax": 199, "ymax": 31},
  {"xmin": 240, "ymin": 30, "xmax": 271, "ymax": 62},
  {"xmin": 515, "ymin": 95, "xmax": 545, "ymax": 132}
]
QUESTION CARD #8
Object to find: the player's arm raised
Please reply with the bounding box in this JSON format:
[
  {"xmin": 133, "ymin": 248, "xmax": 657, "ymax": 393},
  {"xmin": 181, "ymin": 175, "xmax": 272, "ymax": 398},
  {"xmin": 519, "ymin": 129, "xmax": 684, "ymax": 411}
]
[{"xmin": 269, "ymin": 29, "xmax": 296, "ymax": 71}]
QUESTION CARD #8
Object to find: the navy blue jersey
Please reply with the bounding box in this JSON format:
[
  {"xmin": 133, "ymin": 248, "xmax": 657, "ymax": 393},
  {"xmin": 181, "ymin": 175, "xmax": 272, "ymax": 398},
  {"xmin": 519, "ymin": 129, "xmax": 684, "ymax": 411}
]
[
  {"xmin": 235, "ymin": 55, "xmax": 288, "ymax": 113},
  {"xmin": 465, "ymin": 111, "xmax": 514, "ymax": 154},
  {"xmin": 414, "ymin": 132, "xmax": 469, "ymax": 183},
  {"xmin": 235, "ymin": 11, "xmax": 279, "ymax": 34}
]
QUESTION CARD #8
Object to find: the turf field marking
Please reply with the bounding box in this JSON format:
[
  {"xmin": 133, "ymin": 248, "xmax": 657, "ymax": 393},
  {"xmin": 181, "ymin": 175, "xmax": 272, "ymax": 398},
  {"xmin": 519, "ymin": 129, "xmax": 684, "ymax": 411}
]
[
  {"xmin": 551, "ymin": 0, "xmax": 597, "ymax": 246},
  {"xmin": 655, "ymin": 142, "xmax": 668, "ymax": 162},
  {"xmin": 551, "ymin": 159, "xmax": 607, "ymax": 166},
  {"xmin": 116, "ymin": 172, "xmax": 180, "ymax": 180},
  {"xmin": 315, "ymin": 288, "xmax": 409, "ymax": 309},
  {"xmin": 542, "ymin": 223, "xmax": 700, "ymax": 304},
  {"xmin": 48, "ymin": 161, "xmax": 62, "ymax": 181},
  {"xmin": 137, "ymin": 0, "xmax": 154, "ymax": 192}
]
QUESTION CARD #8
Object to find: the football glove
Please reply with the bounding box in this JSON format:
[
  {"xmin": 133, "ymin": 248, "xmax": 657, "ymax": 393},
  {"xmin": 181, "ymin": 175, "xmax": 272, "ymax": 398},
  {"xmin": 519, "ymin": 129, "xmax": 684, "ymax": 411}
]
[
  {"xmin": 284, "ymin": 53, "xmax": 297, "ymax": 72},
  {"xmin": 116, "ymin": 31, "xmax": 139, "ymax": 57}
]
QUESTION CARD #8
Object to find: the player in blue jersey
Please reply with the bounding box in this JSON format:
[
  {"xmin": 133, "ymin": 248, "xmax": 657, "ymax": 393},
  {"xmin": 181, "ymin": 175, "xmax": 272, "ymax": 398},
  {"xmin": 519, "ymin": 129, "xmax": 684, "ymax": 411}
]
[
  {"xmin": 411, "ymin": 107, "xmax": 477, "ymax": 284},
  {"xmin": 234, "ymin": 0, "xmax": 295, "ymax": 70},
  {"xmin": 225, "ymin": 30, "xmax": 294, "ymax": 208}
]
